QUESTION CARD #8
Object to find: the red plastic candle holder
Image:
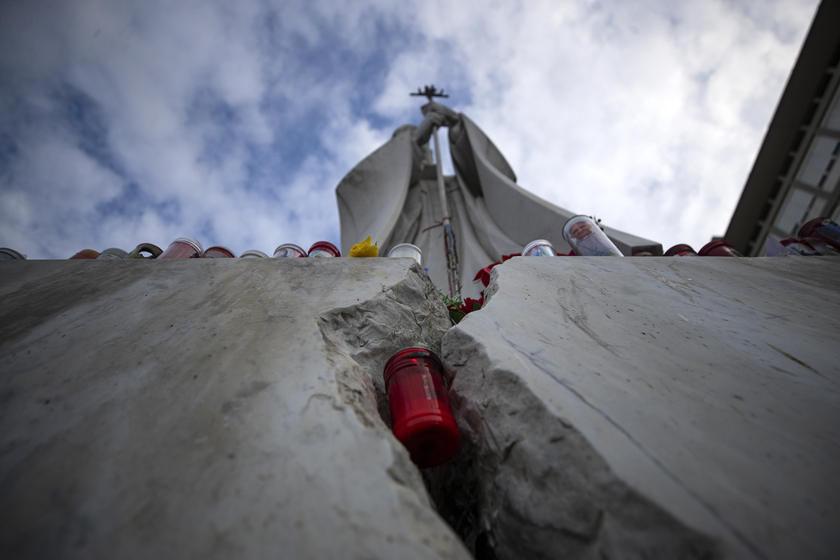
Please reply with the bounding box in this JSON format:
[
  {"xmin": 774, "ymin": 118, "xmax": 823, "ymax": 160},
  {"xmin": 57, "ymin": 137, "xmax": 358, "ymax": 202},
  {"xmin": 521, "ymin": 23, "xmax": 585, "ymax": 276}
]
[
  {"xmin": 159, "ymin": 237, "xmax": 204, "ymax": 259},
  {"xmin": 308, "ymin": 241, "xmax": 341, "ymax": 258},
  {"xmin": 383, "ymin": 348, "xmax": 460, "ymax": 469},
  {"xmin": 204, "ymin": 245, "xmax": 236, "ymax": 258}
]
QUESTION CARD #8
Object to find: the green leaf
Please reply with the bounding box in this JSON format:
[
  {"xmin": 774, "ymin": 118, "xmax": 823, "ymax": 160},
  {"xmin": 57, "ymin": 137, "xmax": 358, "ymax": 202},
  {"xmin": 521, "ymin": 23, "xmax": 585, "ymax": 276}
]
[{"xmin": 448, "ymin": 309, "xmax": 466, "ymax": 324}]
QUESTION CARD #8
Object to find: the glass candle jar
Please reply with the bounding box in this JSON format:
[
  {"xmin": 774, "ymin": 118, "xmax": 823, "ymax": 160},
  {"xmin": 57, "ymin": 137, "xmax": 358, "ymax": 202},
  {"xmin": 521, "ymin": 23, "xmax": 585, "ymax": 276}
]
[
  {"xmin": 562, "ymin": 215, "xmax": 623, "ymax": 256},
  {"xmin": 801, "ymin": 237, "xmax": 840, "ymax": 256},
  {"xmin": 0, "ymin": 248, "xmax": 27, "ymax": 260},
  {"xmin": 308, "ymin": 241, "xmax": 341, "ymax": 258},
  {"xmin": 240, "ymin": 249, "xmax": 269, "ymax": 258},
  {"xmin": 383, "ymin": 348, "xmax": 460, "ymax": 469},
  {"xmin": 96, "ymin": 248, "xmax": 128, "ymax": 260},
  {"xmin": 274, "ymin": 243, "xmax": 307, "ymax": 258},
  {"xmin": 204, "ymin": 246, "xmax": 237, "ymax": 258},
  {"xmin": 798, "ymin": 218, "xmax": 840, "ymax": 251},
  {"xmin": 159, "ymin": 237, "xmax": 204, "ymax": 259},
  {"xmin": 387, "ymin": 243, "xmax": 422, "ymax": 265},
  {"xmin": 125, "ymin": 243, "xmax": 163, "ymax": 259},
  {"xmin": 522, "ymin": 239, "xmax": 557, "ymax": 257}
]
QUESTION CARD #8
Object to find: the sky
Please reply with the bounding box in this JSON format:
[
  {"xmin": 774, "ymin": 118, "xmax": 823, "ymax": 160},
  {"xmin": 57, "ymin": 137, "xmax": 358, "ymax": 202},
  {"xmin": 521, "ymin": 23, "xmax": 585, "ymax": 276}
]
[{"xmin": 0, "ymin": 0, "xmax": 821, "ymax": 260}]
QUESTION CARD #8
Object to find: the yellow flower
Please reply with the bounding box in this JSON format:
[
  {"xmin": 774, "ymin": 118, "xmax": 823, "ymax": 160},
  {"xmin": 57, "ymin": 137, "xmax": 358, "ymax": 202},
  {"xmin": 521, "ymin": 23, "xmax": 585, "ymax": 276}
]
[{"xmin": 348, "ymin": 236, "xmax": 379, "ymax": 257}]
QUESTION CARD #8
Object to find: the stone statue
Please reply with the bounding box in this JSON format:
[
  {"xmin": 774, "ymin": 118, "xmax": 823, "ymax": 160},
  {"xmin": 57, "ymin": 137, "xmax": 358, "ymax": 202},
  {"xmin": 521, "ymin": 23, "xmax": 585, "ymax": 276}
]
[{"xmin": 336, "ymin": 102, "xmax": 661, "ymax": 299}]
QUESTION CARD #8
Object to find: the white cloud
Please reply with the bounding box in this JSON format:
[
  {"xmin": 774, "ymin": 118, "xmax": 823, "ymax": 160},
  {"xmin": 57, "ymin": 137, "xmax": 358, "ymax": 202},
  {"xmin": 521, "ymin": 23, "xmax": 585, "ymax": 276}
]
[
  {"xmin": 0, "ymin": 0, "xmax": 821, "ymax": 259},
  {"xmin": 373, "ymin": 0, "xmax": 819, "ymax": 250},
  {"xmin": 0, "ymin": 136, "xmax": 124, "ymax": 256}
]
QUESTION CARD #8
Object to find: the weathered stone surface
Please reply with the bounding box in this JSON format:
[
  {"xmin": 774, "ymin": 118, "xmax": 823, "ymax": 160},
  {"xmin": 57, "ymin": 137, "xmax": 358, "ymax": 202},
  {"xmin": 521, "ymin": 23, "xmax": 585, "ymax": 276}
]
[
  {"xmin": 433, "ymin": 256, "xmax": 840, "ymax": 560},
  {"xmin": 0, "ymin": 258, "xmax": 467, "ymax": 560}
]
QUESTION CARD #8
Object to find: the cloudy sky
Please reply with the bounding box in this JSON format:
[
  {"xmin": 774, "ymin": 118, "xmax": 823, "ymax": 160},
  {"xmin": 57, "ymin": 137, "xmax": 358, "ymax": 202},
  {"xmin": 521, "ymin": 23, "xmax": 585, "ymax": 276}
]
[{"xmin": 0, "ymin": 0, "xmax": 820, "ymax": 260}]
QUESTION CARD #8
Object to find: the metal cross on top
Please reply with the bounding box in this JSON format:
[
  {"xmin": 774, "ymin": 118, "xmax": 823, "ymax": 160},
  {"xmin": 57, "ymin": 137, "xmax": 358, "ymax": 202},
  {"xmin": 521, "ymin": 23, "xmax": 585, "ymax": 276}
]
[{"xmin": 410, "ymin": 84, "xmax": 449, "ymax": 102}]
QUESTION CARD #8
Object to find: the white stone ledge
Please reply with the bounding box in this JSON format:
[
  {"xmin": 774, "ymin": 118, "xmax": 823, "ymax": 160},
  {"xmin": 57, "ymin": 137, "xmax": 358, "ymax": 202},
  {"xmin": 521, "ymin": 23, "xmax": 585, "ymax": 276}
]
[
  {"xmin": 438, "ymin": 256, "xmax": 840, "ymax": 560},
  {"xmin": 0, "ymin": 258, "xmax": 467, "ymax": 560}
]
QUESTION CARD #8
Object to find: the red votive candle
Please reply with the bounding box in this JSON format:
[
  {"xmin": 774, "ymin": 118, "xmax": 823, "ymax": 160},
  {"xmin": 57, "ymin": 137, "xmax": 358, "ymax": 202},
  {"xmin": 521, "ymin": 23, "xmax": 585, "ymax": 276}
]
[
  {"xmin": 308, "ymin": 241, "xmax": 341, "ymax": 258},
  {"xmin": 159, "ymin": 237, "xmax": 204, "ymax": 259},
  {"xmin": 383, "ymin": 348, "xmax": 460, "ymax": 469},
  {"xmin": 204, "ymin": 245, "xmax": 236, "ymax": 258}
]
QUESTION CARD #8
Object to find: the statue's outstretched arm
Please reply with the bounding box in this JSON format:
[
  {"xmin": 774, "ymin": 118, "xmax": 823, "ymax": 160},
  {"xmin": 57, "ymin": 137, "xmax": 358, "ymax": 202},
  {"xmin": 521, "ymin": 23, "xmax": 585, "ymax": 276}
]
[{"xmin": 412, "ymin": 102, "xmax": 459, "ymax": 146}]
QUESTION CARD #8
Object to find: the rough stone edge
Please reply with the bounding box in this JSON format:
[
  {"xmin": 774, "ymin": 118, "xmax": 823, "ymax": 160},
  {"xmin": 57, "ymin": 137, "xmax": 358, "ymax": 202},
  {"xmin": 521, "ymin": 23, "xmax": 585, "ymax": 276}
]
[
  {"xmin": 427, "ymin": 264, "xmax": 724, "ymax": 560},
  {"xmin": 316, "ymin": 262, "xmax": 471, "ymax": 560}
]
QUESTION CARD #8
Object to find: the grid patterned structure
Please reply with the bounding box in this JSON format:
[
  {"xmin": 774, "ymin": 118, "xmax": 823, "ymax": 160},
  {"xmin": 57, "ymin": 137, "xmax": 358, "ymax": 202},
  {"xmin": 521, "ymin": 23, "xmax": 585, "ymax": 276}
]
[
  {"xmin": 768, "ymin": 67, "xmax": 840, "ymax": 243},
  {"xmin": 726, "ymin": 0, "xmax": 840, "ymax": 256}
]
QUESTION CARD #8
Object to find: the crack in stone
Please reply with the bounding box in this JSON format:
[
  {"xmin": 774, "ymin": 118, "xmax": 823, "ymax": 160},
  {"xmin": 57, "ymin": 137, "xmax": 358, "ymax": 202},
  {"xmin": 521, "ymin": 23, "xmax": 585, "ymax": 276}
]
[{"xmin": 513, "ymin": 343, "xmax": 769, "ymax": 560}]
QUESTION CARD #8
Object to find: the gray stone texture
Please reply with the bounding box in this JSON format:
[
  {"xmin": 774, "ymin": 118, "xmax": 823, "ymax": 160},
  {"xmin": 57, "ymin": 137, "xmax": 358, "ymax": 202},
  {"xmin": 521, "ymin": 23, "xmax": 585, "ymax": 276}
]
[
  {"xmin": 4, "ymin": 255, "xmax": 839, "ymax": 560},
  {"xmin": 431, "ymin": 256, "xmax": 840, "ymax": 560},
  {"xmin": 0, "ymin": 258, "xmax": 468, "ymax": 560}
]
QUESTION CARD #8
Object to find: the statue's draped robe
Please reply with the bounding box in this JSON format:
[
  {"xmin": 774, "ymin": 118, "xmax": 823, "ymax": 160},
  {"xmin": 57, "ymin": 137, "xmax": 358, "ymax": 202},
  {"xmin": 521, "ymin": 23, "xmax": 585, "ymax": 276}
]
[{"xmin": 336, "ymin": 114, "xmax": 661, "ymax": 299}]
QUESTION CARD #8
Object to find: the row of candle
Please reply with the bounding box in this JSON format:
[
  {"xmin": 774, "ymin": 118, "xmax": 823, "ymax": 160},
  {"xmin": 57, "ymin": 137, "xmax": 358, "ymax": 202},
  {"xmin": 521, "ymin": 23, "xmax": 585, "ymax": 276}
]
[
  {"xmin": 662, "ymin": 217, "xmax": 840, "ymax": 257},
  {"xmin": 0, "ymin": 239, "xmax": 423, "ymax": 262},
  {"xmin": 61, "ymin": 239, "xmax": 343, "ymax": 260},
  {"xmin": 61, "ymin": 239, "xmax": 428, "ymax": 263},
  {"xmin": 519, "ymin": 237, "xmax": 747, "ymax": 257},
  {"xmin": 6, "ymin": 217, "xmax": 837, "ymax": 262}
]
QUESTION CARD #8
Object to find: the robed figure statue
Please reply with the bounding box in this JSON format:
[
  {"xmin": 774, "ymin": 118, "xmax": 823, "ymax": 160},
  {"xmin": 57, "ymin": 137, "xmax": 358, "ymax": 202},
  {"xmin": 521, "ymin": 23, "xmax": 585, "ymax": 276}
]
[{"xmin": 336, "ymin": 102, "xmax": 661, "ymax": 299}]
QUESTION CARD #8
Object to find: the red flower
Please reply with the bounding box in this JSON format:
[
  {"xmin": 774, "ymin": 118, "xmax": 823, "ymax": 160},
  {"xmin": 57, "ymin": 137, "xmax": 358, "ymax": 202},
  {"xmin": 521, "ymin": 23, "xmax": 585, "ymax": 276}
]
[
  {"xmin": 473, "ymin": 253, "xmax": 520, "ymax": 287},
  {"xmin": 459, "ymin": 297, "xmax": 484, "ymax": 315}
]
